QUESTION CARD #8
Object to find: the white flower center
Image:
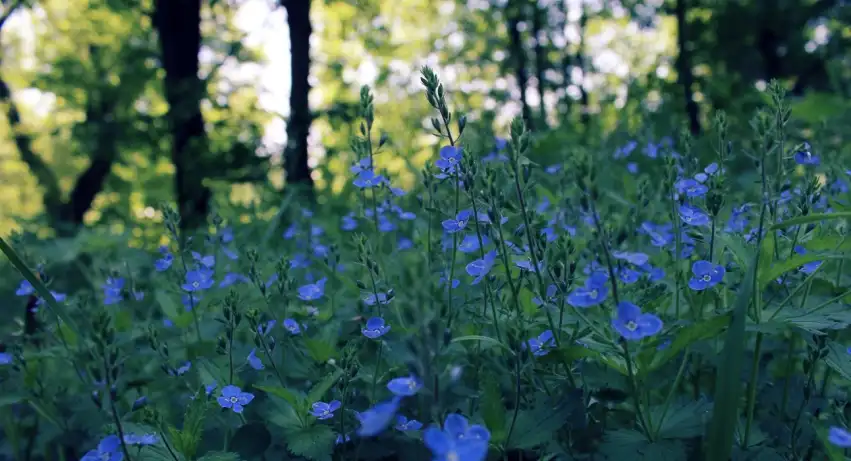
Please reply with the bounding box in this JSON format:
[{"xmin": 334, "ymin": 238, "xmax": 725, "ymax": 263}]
[
  {"xmin": 702, "ymin": 274, "xmax": 712, "ymax": 282},
  {"xmin": 626, "ymin": 321, "xmax": 638, "ymax": 331},
  {"xmin": 229, "ymin": 396, "xmax": 238, "ymax": 403}
]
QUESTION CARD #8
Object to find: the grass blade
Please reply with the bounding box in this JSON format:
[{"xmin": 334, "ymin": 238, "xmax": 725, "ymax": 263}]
[
  {"xmin": 0, "ymin": 236, "xmax": 80, "ymax": 336},
  {"xmin": 706, "ymin": 254, "xmax": 756, "ymax": 461}
]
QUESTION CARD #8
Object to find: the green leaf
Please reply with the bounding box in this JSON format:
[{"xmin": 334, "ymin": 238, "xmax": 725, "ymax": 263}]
[
  {"xmin": 480, "ymin": 377, "xmax": 507, "ymax": 443},
  {"xmin": 307, "ymin": 369, "xmax": 344, "ymax": 404},
  {"xmin": 0, "ymin": 393, "xmax": 25, "ymax": 408},
  {"xmin": 758, "ymin": 254, "xmax": 846, "ymax": 288},
  {"xmin": 764, "ymin": 304, "xmax": 851, "ymax": 335},
  {"xmin": 652, "ymin": 399, "xmax": 713, "ymax": 439},
  {"xmin": 706, "ymin": 254, "xmax": 756, "ymax": 461},
  {"xmin": 0, "ymin": 237, "xmax": 80, "ymax": 337},
  {"xmin": 285, "ymin": 424, "xmax": 336, "ymax": 461},
  {"xmin": 641, "ymin": 314, "xmax": 731, "ymax": 373},
  {"xmin": 156, "ymin": 290, "xmax": 181, "ymax": 320},
  {"xmin": 822, "ymin": 340, "xmax": 851, "ymax": 381},
  {"xmin": 768, "ymin": 211, "xmax": 851, "ymax": 230},
  {"xmin": 506, "ymin": 391, "xmax": 584, "ymax": 450},
  {"xmin": 196, "ymin": 452, "xmax": 239, "ymax": 461},
  {"xmin": 304, "ymin": 338, "xmax": 336, "ymax": 363},
  {"xmin": 171, "ymin": 395, "xmax": 208, "ymax": 459},
  {"xmin": 266, "ymin": 397, "xmax": 305, "ymax": 431},
  {"xmin": 254, "ymin": 384, "xmax": 303, "ymax": 408},
  {"xmin": 600, "ymin": 430, "xmax": 686, "ymax": 460},
  {"xmin": 230, "ymin": 422, "xmax": 271, "ymax": 459},
  {"xmin": 450, "ymin": 335, "xmax": 514, "ymax": 355}
]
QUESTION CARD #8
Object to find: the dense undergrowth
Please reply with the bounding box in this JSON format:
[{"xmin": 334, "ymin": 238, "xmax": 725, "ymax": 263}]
[{"xmin": 2, "ymin": 69, "xmax": 851, "ymax": 461}]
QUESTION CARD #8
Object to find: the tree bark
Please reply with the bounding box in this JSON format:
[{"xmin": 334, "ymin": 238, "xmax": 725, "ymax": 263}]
[
  {"xmin": 531, "ymin": 1, "xmax": 548, "ymax": 128},
  {"xmin": 507, "ymin": 0, "xmax": 533, "ymax": 131},
  {"xmin": 675, "ymin": 0, "xmax": 701, "ymax": 135},
  {"xmin": 153, "ymin": 0, "xmax": 212, "ymax": 232},
  {"xmin": 283, "ymin": 0, "xmax": 314, "ymax": 197}
]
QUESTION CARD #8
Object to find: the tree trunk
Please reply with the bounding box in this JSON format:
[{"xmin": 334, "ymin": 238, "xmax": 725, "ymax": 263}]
[
  {"xmin": 531, "ymin": 1, "xmax": 548, "ymax": 128},
  {"xmin": 676, "ymin": 0, "xmax": 701, "ymax": 135},
  {"xmin": 507, "ymin": 0, "xmax": 533, "ymax": 131},
  {"xmin": 154, "ymin": 0, "xmax": 211, "ymax": 232},
  {"xmin": 283, "ymin": 0, "xmax": 314, "ymax": 197}
]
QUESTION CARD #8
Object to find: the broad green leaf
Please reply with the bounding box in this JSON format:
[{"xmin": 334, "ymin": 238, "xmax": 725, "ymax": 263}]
[
  {"xmin": 652, "ymin": 399, "xmax": 713, "ymax": 439},
  {"xmin": 823, "ymin": 340, "xmax": 851, "ymax": 382},
  {"xmin": 254, "ymin": 384, "xmax": 304, "ymax": 408},
  {"xmin": 307, "ymin": 369, "xmax": 344, "ymax": 404},
  {"xmin": 641, "ymin": 314, "xmax": 731, "ymax": 373},
  {"xmin": 763, "ymin": 304, "xmax": 851, "ymax": 335},
  {"xmin": 706, "ymin": 254, "xmax": 756, "ymax": 461},
  {"xmin": 601, "ymin": 430, "xmax": 686, "ymax": 460},
  {"xmin": 0, "ymin": 237, "xmax": 80, "ymax": 338},
  {"xmin": 0, "ymin": 393, "xmax": 24, "ymax": 408},
  {"xmin": 506, "ymin": 391, "xmax": 584, "ymax": 450},
  {"xmin": 231, "ymin": 422, "xmax": 271, "ymax": 459},
  {"xmin": 156, "ymin": 290, "xmax": 181, "ymax": 320},
  {"xmin": 304, "ymin": 338, "xmax": 337, "ymax": 363},
  {"xmin": 196, "ymin": 452, "xmax": 239, "ymax": 461},
  {"xmin": 758, "ymin": 254, "xmax": 846, "ymax": 288},
  {"xmin": 266, "ymin": 396, "xmax": 306, "ymax": 431},
  {"xmin": 769, "ymin": 212, "xmax": 851, "ymax": 230},
  {"xmin": 285, "ymin": 424, "xmax": 336, "ymax": 461},
  {"xmin": 480, "ymin": 377, "xmax": 507, "ymax": 443}
]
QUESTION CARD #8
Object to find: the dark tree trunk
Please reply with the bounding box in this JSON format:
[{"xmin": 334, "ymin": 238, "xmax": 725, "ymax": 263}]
[
  {"xmin": 576, "ymin": 5, "xmax": 590, "ymax": 129},
  {"xmin": 154, "ymin": 0, "xmax": 211, "ymax": 232},
  {"xmin": 283, "ymin": 0, "xmax": 314, "ymax": 196},
  {"xmin": 675, "ymin": 0, "xmax": 701, "ymax": 135},
  {"xmin": 531, "ymin": 2, "xmax": 548, "ymax": 128},
  {"xmin": 507, "ymin": 0, "xmax": 533, "ymax": 131}
]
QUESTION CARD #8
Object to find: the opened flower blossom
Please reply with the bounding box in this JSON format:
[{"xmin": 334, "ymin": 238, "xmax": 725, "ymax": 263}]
[
  {"xmin": 311, "ymin": 400, "xmax": 341, "ymax": 420},
  {"xmin": 362, "ymin": 317, "xmax": 391, "ymax": 338},
  {"xmin": 423, "ymin": 414, "xmax": 490, "ymax": 461},
  {"xmin": 688, "ymin": 260, "xmax": 725, "ymax": 291},
  {"xmin": 217, "ymin": 385, "xmax": 254, "ymax": 413},
  {"xmin": 611, "ymin": 301, "xmax": 663, "ymax": 341}
]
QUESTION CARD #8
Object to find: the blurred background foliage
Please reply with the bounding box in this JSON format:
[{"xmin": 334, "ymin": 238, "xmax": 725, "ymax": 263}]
[{"xmin": 0, "ymin": 0, "xmax": 849, "ymax": 245}]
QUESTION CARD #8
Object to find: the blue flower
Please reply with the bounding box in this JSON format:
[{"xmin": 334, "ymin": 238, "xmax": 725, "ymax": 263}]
[
  {"xmin": 154, "ymin": 246, "xmax": 173, "ymax": 272},
  {"xmin": 362, "ymin": 317, "xmax": 391, "ymax": 339},
  {"xmin": 283, "ymin": 318, "xmax": 303, "ymax": 335},
  {"xmin": 458, "ymin": 235, "xmax": 489, "ymax": 253},
  {"xmin": 611, "ymin": 251, "xmax": 649, "ymax": 266},
  {"xmin": 357, "ymin": 397, "xmax": 401, "ymax": 436},
  {"xmin": 435, "ymin": 145, "xmax": 462, "ymax": 177},
  {"xmin": 532, "ymin": 284, "xmax": 558, "ymax": 307},
  {"xmin": 191, "ymin": 252, "xmax": 215, "ymax": 268},
  {"xmin": 168, "ymin": 361, "xmax": 192, "ymax": 376},
  {"xmin": 611, "ymin": 301, "xmax": 663, "ymax": 341},
  {"xmin": 442, "ymin": 209, "xmax": 472, "ymax": 233},
  {"xmin": 567, "ymin": 272, "xmax": 609, "ymax": 308},
  {"xmin": 0, "ymin": 352, "xmax": 12, "ymax": 365},
  {"xmin": 828, "ymin": 426, "xmax": 851, "ymax": 447},
  {"xmin": 364, "ymin": 292, "xmax": 391, "ymax": 305},
  {"xmin": 679, "ymin": 205, "xmax": 710, "ymax": 226},
  {"xmin": 182, "ymin": 268, "xmax": 214, "ymax": 292},
  {"xmin": 527, "ymin": 330, "xmax": 555, "ymax": 357},
  {"xmin": 310, "ymin": 400, "xmax": 341, "ymax": 420},
  {"xmin": 466, "ymin": 250, "xmax": 497, "ymax": 285},
  {"xmin": 794, "ymin": 144, "xmax": 819, "ymax": 165},
  {"xmin": 515, "ymin": 258, "xmax": 544, "ymax": 272},
  {"xmin": 794, "ymin": 246, "xmax": 822, "ymax": 274},
  {"xmin": 687, "ymin": 260, "xmax": 725, "ymax": 291},
  {"xmin": 15, "ymin": 280, "xmax": 34, "ymax": 296},
  {"xmin": 298, "ymin": 277, "xmax": 327, "ymax": 301},
  {"xmin": 395, "ymin": 415, "xmax": 423, "ymax": 431},
  {"xmin": 387, "ymin": 375, "xmax": 422, "ymax": 397},
  {"xmin": 247, "ymin": 349, "xmax": 264, "ymax": 370},
  {"xmin": 423, "ymin": 414, "xmax": 490, "ymax": 461},
  {"xmin": 351, "ymin": 157, "xmax": 372, "ymax": 174},
  {"xmin": 341, "ymin": 212, "xmax": 358, "ymax": 231},
  {"xmin": 675, "ymin": 178, "xmax": 709, "ymax": 198},
  {"xmin": 81, "ymin": 435, "xmax": 123, "ymax": 461},
  {"xmin": 353, "ymin": 170, "xmax": 385, "ymax": 188},
  {"xmin": 217, "ymin": 385, "xmax": 254, "ymax": 413},
  {"xmin": 103, "ymin": 277, "xmax": 124, "ymax": 305}
]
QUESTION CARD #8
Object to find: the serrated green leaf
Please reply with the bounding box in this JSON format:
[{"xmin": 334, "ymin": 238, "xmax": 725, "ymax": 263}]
[
  {"xmin": 823, "ymin": 340, "xmax": 851, "ymax": 381},
  {"xmin": 641, "ymin": 314, "xmax": 731, "ymax": 373},
  {"xmin": 764, "ymin": 304, "xmax": 851, "ymax": 334},
  {"xmin": 758, "ymin": 254, "xmax": 846, "ymax": 288},
  {"xmin": 601, "ymin": 430, "xmax": 686, "ymax": 460},
  {"xmin": 196, "ymin": 452, "xmax": 239, "ymax": 461},
  {"xmin": 285, "ymin": 424, "xmax": 336, "ymax": 461},
  {"xmin": 481, "ymin": 377, "xmax": 506, "ymax": 442},
  {"xmin": 304, "ymin": 338, "xmax": 336, "ymax": 363},
  {"xmin": 254, "ymin": 384, "xmax": 304, "ymax": 408},
  {"xmin": 506, "ymin": 391, "xmax": 584, "ymax": 450},
  {"xmin": 706, "ymin": 254, "xmax": 756, "ymax": 461},
  {"xmin": 307, "ymin": 369, "xmax": 344, "ymax": 404},
  {"xmin": 171, "ymin": 395, "xmax": 208, "ymax": 459},
  {"xmin": 266, "ymin": 396, "xmax": 306, "ymax": 430},
  {"xmin": 231, "ymin": 422, "xmax": 271, "ymax": 459},
  {"xmin": 652, "ymin": 399, "xmax": 713, "ymax": 439}
]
